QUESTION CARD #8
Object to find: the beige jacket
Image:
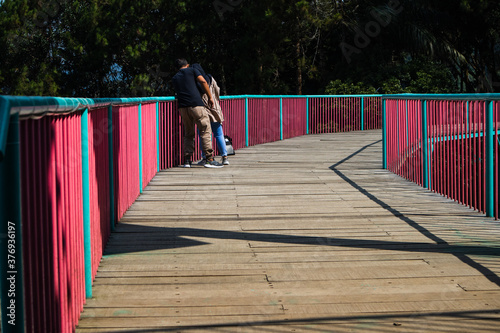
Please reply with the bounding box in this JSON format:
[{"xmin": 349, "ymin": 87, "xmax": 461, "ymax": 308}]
[{"xmin": 202, "ymin": 77, "xmax": 224, "ymax": 123}]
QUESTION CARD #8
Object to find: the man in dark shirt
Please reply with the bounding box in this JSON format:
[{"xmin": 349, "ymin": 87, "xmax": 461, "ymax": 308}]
[{"xmin": 172, "ymin": 58, "xmax": 223, "ymax": 168}]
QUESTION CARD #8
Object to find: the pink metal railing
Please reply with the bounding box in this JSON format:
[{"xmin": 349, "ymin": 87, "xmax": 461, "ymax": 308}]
[
  {"xmin": 429, "ymin": 100, "xmax": 485, "ymax": 212},
  {"xmin": 141, "ymin": 103, "xmax": 158, "ymax": 188},
  {"xmin": 16, "ymin": 101, "xmax": 160, "ymax": 333},
  {"xmin": 158, "ymin": 100, "xmax": 210, "ymax": 167},
  {"xmin": 20, "ymin": 113, "xmax": 86, "ymax": 333},
  {"xmin": 156, "ymin": 96, "xmax": 381, "ymax": 164},
  {"xmin": 88, "ymin": 107, "xmax": 111, "ymax": 280},
  {"xmin": 113, "ymin": 104, "xmax": 141, "ymax": 221},
  {"xmin": 282, "ymin": 98, "xmax": 307, "ymax": 139},
  {"xmin": 384, "ymin": 96, "xmax": 500, "ymax": 219},
  {"xmin": 248, "ymin": 98, "xmax": 281, "ymax": 146},
  {"xmin": 364, "ymin": 96, "xmax": 383, "ymax": 130},
  {"xmin": 309, "ymin": 96, "xmax": 382, "ymax": 134},
  {"xmin": 158, "ymin": 100, "xmax": 182, "ymax": 169},
  {"xmin": 386, "ymin": 99, "xmax": 423, "ymax": 186},
  {"xmin": 6, "ymin": 95, "xmax": 383, "ymax": 333},
  {"xmin": 219, "ymin": 98, "xmax": 246, "ymax": 150}
]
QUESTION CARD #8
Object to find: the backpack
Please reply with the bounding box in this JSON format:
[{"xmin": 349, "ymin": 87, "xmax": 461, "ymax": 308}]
[{"xmin": 224, "ymin": 135, "xmax": 235, "ymax": 155}]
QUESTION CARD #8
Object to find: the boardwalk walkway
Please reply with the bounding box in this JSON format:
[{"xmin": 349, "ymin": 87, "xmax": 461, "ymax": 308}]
[{"xmin": 76, "ymin": 130, "xmax": 500, "ymax": 332}]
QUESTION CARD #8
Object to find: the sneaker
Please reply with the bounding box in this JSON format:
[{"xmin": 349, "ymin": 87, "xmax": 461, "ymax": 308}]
[
  {"xmin": 197, "ymin": 158, "xmax": 207, "ymax": 166},
  {"xmin": 182, "ymin": 158, "xmax": 191, "ymax": 168},
  {"xmin": 204, "ymin": 159, "xmax": 224, "ymax": 168},
  {"xmin": 221, "ymin": 156, "xmax": 230, "ymax": 165}
]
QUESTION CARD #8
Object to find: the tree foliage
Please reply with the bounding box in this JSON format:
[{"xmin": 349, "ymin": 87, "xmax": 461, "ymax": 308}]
[{"xmin": 0, "ymin": 0, "xmax": 499, "ymax": 96}]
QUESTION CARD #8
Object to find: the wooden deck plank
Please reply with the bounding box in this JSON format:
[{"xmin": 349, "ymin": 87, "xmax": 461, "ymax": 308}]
[
  {"xmin": 80, "ymin": 299, "xmax": 500, "ymax": 319},
  {"xmin": 76, "ymin": 130, "xmax": 500, "ymax": 332},
  {"xmin": 82, "ymin": 291, "xmax": 500, "ymax": 308},
  {"xmin": 76, "ymin": 314, "xmax": 500, "ymax": 332}
]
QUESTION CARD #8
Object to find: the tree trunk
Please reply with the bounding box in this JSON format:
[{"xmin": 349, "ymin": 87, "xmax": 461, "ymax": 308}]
[
  {"xmin": 296, "ymin": 40, "xmax": 302, "ymax": 95},
  {"xmin": 257, "ymin": 48, "xmax": 264, "ymax": 94},
  {"xmin": 220, "ymin": 64, "xmax": 227, "ymax": 95}
]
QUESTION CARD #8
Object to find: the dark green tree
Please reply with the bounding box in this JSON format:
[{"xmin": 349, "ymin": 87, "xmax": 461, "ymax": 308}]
[{"xmin": 1, "ymin": 0, "xmax": 499, "ymax": 96}]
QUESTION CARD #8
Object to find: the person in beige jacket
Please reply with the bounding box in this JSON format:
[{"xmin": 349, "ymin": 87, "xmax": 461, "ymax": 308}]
[{"xmin": 191, "ymin": 63, "xmax": 230, "ymax": 165}]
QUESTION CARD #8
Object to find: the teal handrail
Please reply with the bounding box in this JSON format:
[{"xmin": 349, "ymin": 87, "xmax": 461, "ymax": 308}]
[
  {"xmin": 0, "ymin": 96, "xmax": 177, "ymax": 160},
  {"xmin": 0, "ymin": 96, "xmax": 94, "ymax": 161},
  {"xmin": 220, "ymin": 94, "xmax": 383, "ymax": 99},
  {"xmin": 384, "ymin": 93, "xmax": 500, "ymax": 100}
]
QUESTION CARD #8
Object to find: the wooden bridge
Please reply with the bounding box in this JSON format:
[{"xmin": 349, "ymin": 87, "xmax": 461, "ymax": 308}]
[{"xmin": 75, "ymin": 130, "xmax": 500, "ymax": 332}]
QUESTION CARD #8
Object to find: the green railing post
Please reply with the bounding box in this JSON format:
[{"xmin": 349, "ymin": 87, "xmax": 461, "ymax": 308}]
[
  {"xmin": 360, "ymin": 97, "xmax": 364, "ymax": 131},
  {"xmin": 156, "ymin": 101, "xmax": 160, "ymax": 172},
  {"xmin": 422, "ymin": 100, "xmax": 429, "ymax": 189},
  {"xmin": 138, "ymin": 103, "xmax": 143, "ymax": 193},
  {"xmin": 81, "ymin": 108, "xmax": 92, "ymax": 298},
  {"xmin": 245, "ymin": 98, "xmax": 249, "ymax": 147},
  {"xmin": 0, "ymin": 113, "xmax": 25, "ymax": 333},
  {"xmin": 382, "ymin": 99, "xmax": 387, "ymax": 169},
  {"xmin": 279, "ymin": 97, "xmax": 283, "ymax": 140},
  {"xmin": 405, "ymin": 100, "xmax": 409, "ymax": 151},
  {"xmin": 486, "ymin": 100, "xmax": 494, "ymax": 217},
  {"xmin": 306, "ymin": 97, "xmax": 309, "ymax": 134},
  {"xmin": 108, "ymin": 105, "xmax": 115, "ymax": 231}
]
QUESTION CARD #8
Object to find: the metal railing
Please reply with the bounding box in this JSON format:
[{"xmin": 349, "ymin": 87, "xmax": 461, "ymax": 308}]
[
  {"xmin": 0, "ymin": 94, "xmax": 381, "ymax": 333},
  {"xmin": 383, "ymin": 94, "xmax": 500, "ymax": 219}
]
